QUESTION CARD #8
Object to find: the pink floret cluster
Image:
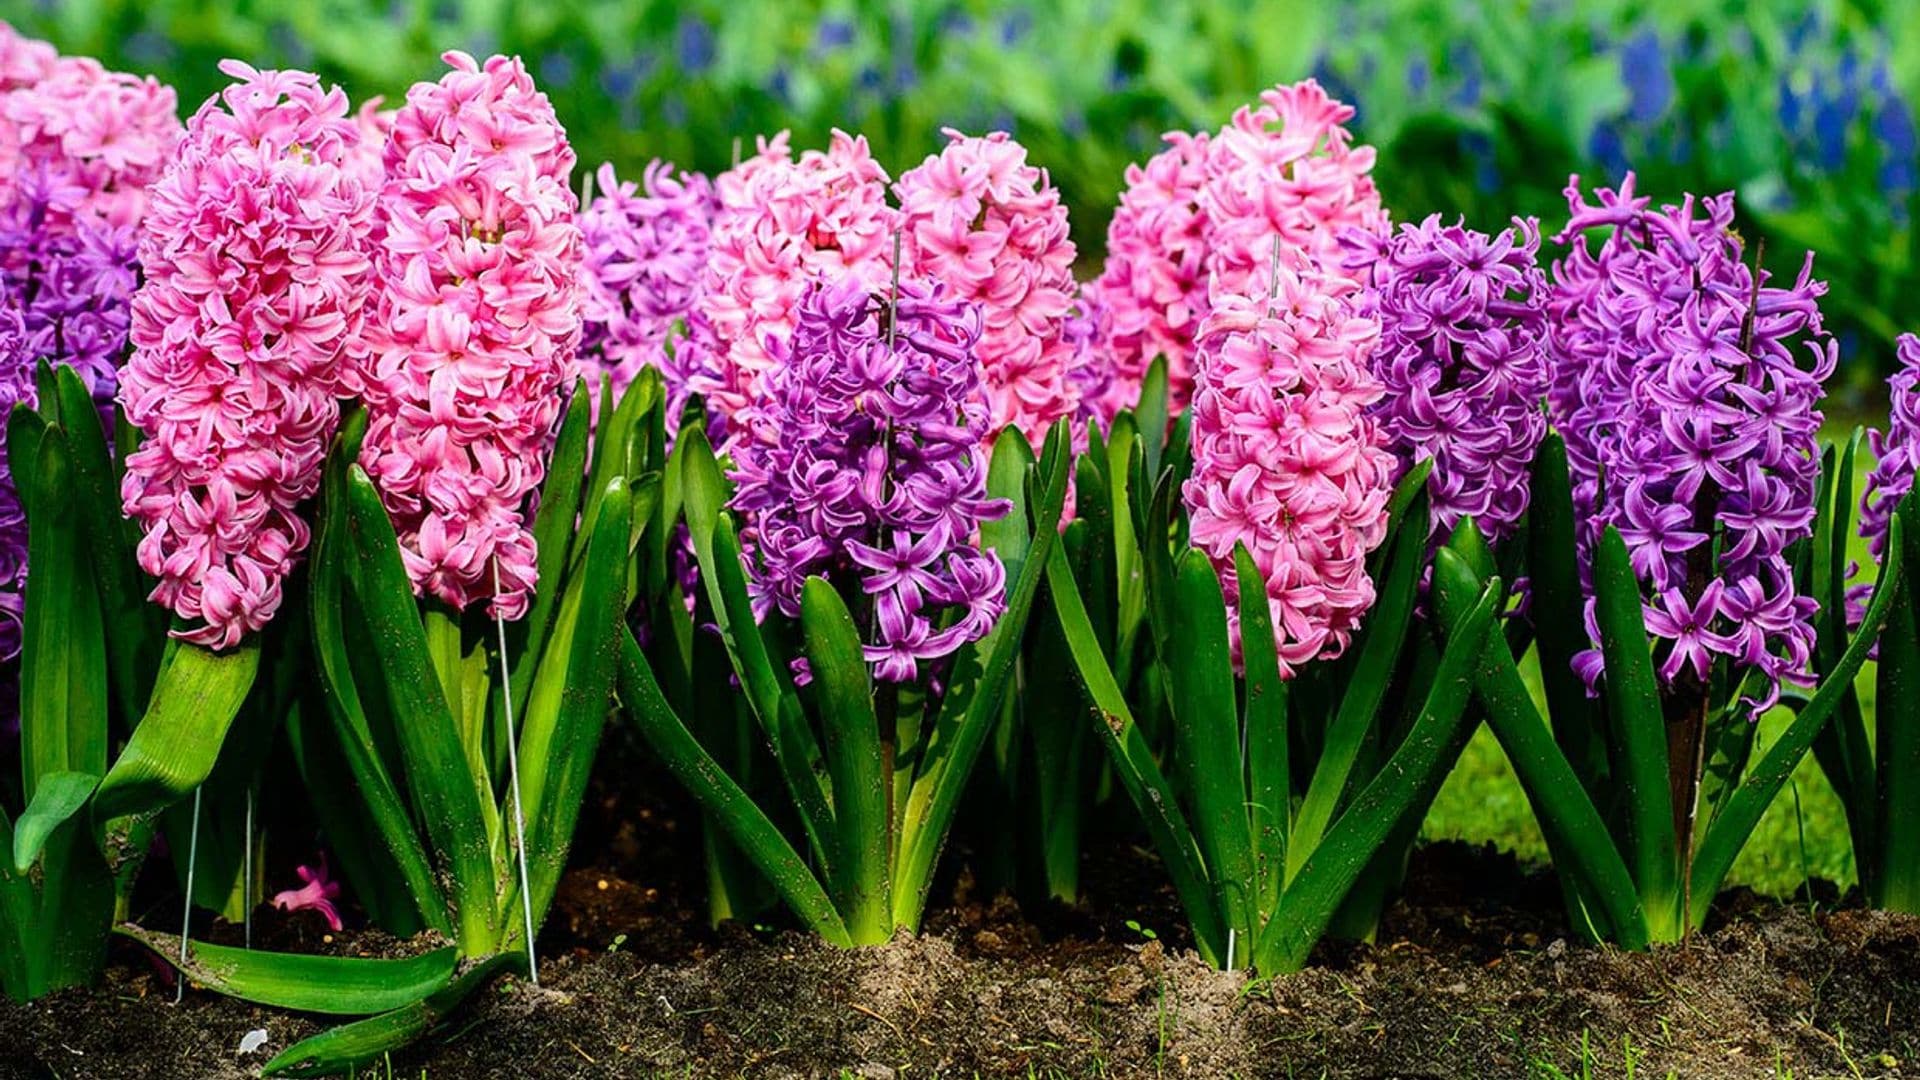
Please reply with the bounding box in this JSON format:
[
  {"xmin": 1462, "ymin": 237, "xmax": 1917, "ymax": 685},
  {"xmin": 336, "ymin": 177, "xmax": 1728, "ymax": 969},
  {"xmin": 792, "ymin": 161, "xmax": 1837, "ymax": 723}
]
[
  {"xmin": 895, "ymin": 129, "xmax": 1079, "ymax": 445},
  {"xmin": 118, "ymin": 61, "xmax": 377, "ymax": 649},
  {"xmin": 1092, "ymin": 131, "xmax": 1210, "ymax": 414},
  {"xmin": 0, "ymin": 23, "xmax": 182, "ymax": 230},
  {"xmin": 1182, "ymin": 260, "xmax": 1395, "ymax": 678},
  {"xmin": 351, "ymin": 51, "xmax": 582, "ymax": 621},
  {"xmin": 1095, "ymin": 80, "xmax": 1383, "ymax": 416},
  {"xmin": 700, "ymin": 130, "xmax": 899, "ymax": 447}
]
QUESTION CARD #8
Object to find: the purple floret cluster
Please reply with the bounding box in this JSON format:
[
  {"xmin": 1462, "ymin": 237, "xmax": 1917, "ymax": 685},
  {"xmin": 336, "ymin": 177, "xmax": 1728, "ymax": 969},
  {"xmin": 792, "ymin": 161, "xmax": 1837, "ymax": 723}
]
[
  {"xmin": 1548, "ymin": 173, "xmax": 1831, "ymax": 713},
  {"xmin": 729, "ymin": 276, "xmax": 1009, "ymax": 683}
]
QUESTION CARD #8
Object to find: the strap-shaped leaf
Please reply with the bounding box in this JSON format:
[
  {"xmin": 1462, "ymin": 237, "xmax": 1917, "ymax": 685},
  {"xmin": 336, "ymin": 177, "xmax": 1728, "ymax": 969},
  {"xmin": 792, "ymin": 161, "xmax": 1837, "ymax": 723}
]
[
  {"xmin": 1527, "ymin": 436, "xmax": 1607, "ymax": 796},
  {"xmin": 800, "ymin": 577, "xmax": 890, "ymax": 943},
  {"xmin": 1814, "ymin": 432, "xmax": 1877, "ymax": 865},
  {"xmin": 507, "ymin": 480, "xmax": 633, "ymax": 944},
  {"xmin": 1431, "ymin": 549, "xmax": 1648, "ymax": 949},
  {"xmin": 678, "ymin": 429, "xmax": 834, "ymax": 867},
  {"xmin": 1690, "ymin": 505, "xmax": 1906, "ymax": 918},
  {"xmin": 1235, "ymin": 544, "xmax": 1289, "ymax": 923},
  {"xmin": 1875, "ymin": 500, "xmax": 1920, "ymax": 911},
  {"xmin": 1258, "ymin": 580, "xmax": 1499, "ymax": 974},
  {"xmin": 1286, "ymin": 483, "xmax": 1429, "ymax": 879},
  {"xmin": 18, "ymin": 426, "xmax": 109, "ymax": 792},
  {"xmin": 889, "ymin": 423, "xmax": 1070, "ymax": 931},
  {"xmin": 12, "ymin": 772, "xmax": 97, "ymax": 873},
  {"xmin": 1591, "ymin": 526, "xmax": 1678, "ymax": 923},
  {"xmin": 1134, "ymin": 355, "xmax": 1170, "ymax": 482},
  {"xmin": 510, "ymin": 378, "xmax": 593, "ymax": 718},
  {"xmin": 342, "ymin": 465, "xmax": 497, "ymax": 952},
  {"xmin": 617, "ymin": 627, "xmax": 849, "ymax": 944},
  {"xmin": 52, "ymin": 366, "xmax": 159, "ymax": 727},
  {"xmin": 1048, "ymin": 540, "xmax": 1225, "ymax": 964},
  {"xmin": 91, "ymin": 641, "xmax": 259, "ymax": 823},
  {"xmin": 304, "ymin": 422, "xmax": 445, "ymax": 933},
  {"xmin": 115, "ymin": 926, "xmax": 455, "ymax": 1014},
  {"xmin": 1168, "ymin": 548, "xmax": 1255, "ymax": 954},
  {"xmin": 262, "ymin": 952, "xmax": 523, "ymax": 1077}
]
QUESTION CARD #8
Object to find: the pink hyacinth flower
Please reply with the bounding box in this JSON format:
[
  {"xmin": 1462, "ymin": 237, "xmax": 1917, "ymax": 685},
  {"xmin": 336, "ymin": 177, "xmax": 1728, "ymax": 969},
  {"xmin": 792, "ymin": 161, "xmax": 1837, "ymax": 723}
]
[
  {"xmin": 352, "ymin": 51, "xmax": 581, "ymax": 620},
  {"xmin": 1092, "ymin": 130, "xmax": 1211, "ymax": 414},
  {"xmin": 895, "ymin": 129, "xmax": 1080, "ymax": 446},
  {"xmin": 1183, "ymin": 254, "xmax": 1395, "ymax": 678},
  {"xmin": 118, "ymin": 61, "xmax": 378, "ymax": 650},
  {"xmin": 0, "ymin": 32, "xmax": 182, "ymax": 230},
  {"xmin": 272, "ymin": 856, "xmax": 344, "ymax": 932}
]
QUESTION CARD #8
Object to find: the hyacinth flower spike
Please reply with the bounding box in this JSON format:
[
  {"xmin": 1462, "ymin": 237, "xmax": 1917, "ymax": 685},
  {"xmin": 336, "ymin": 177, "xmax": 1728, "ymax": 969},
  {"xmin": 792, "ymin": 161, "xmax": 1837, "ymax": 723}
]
[
  {"xmin": 1437, "ymin": 176, "xmax": 1899, "ymax": 947},
  {"xmin": 620, "ymin": 264, "xmax": 1071, "ymax": 947},
  {"xmin": 0, "ymin": 58, "xmax": 358, "ymax": 1003},
  {"xmin": 1046, "ymin": 236, "xmax": 1501, "ymax": 975}
]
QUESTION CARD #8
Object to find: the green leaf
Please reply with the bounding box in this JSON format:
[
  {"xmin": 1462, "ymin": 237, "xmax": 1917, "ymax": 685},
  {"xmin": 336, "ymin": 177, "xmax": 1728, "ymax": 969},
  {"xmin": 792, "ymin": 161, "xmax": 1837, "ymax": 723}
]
[
  {"xmin": 513, "ymin": 378, "xmax": 593, "ymax": 718},
  {"xmin": 305, "ymin": 438, "xmax": 445, "ymax": 934},
  {"xmin": 1047, "ymin": 540, "xmax": 1224, "ymax": 965},
  {"xmin": 1167, "ymin": 549, "xmax": 1256, "ymax": 956},
  {"xmin": 1135, "ymin": 355, "xmax": 1170, "ymax": 482},
  {"xmin": 616, "ymin": 627, "xmax": 849, "ymax": 945},
  {"xmin": 1692, "ymin": 509, "xmax": 1907, "ymax": 919},
  {"xmin": 1235, "ymin": 544, "xmax": 1289, "ymax": 923},
  {"xmin": 1431, "ymin": 549, "xmax": 1648, "ymax": 949},
  {"xmin": 1591, "ymin": 526, "xmax": 1679, "ymax": 923},
  {"xmin": 1875, "ymin": 500, "xmax": 1920, "ymax": 912},
  {"xmin": 51, "ymin": 366, "xmax": 157, "ymax": 726},
  {"xmin": 890, "ymin": 423, "xmax": 1070, "ymax": 932},
  {"xmin": 1527, "ymin": 436, "xmax": 1605, "ymax": 795},
  {"xmin": 507, "ymin": 479, "xmax": 632, "ymax": 944},
  {"xmin": 342, "ymin": 466, "xmax": 497, "ymax": 952},
  {"xmin": 18, "ymin": 426, "xmax": 110, "ymax": 793},
  {"xmin": 1287, "ymin": 484, "xmax": 1428, "ymax": 879},
  {"xmin": 1258, "ymin": 580, "xmax": 1498, "ymax": 974},
  {"xmin": 799, "ymin": 578, "xmax": 890, "ymax": 944},
  {"xmin": 114, "ymin": 927, "xmax": 456, "ymax": 1015},
  {"xmin": 12, "ymin": 772, "xmax": 97, "ymax": 873},
  {"xmin": 262, "ymin": 952, "xmax": 523, "ymax": 1077},
  {"xmin": 91, "ymin": 642, "xmax": 259, "ymax": 823}
]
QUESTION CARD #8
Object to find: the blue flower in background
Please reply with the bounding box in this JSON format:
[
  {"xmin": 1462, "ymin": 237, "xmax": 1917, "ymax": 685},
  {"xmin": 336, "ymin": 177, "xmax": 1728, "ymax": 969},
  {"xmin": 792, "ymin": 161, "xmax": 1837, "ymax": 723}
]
[
  {"xmin": 1589, "ymin": 120, "xmax": 1630, "ymax": 181},
  {"xmin": 998, "ymin": 10, "xmax": 1032, "ymax": 46},
  {"xmin": 1620, "ymin": 28, "xmax": 1672, "ymax": 122},
  {"xmin": 677, "ymin": 16, "xmax": 715, "ymax": 73},
  {"xmin": 1447, "ymin": 41, "xmax": 1481, "ymax": 109},
  {"xmin": 1406, "ymin": 57, "xmax": 1431, "ymax": 98},
  {"xmin": 540, "ymin": 51, "xmax": 575, "ymax": 90},
  {"xmin": 1876, "ymin": 98, "xmax": 1918, "ymax": 197},
  {"xmin": 816, "ymin": 18, "xmax": 855, "ymax": 52}
]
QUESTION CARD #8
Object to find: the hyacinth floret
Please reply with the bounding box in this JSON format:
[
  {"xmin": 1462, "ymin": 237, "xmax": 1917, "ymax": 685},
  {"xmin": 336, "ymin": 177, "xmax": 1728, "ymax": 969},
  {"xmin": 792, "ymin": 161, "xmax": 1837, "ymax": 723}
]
[
  {"xmin": 1342, "ymin": 214, "xmax": 1551, "ymax": 546},
  {"xmin": 701, "ymin": 130, "xmax": 899, "ymax": 448},
  {"xmin": 730, "ymin": 276, "xmax": 1009, "ymax": 683},
  {"xmin": 579, "ymin": 159, "xmax": 719, "ymax": 427},
  {"xmin": 895, "ymin": 129, "xmax": 1079, "ymax": 445},
  {"xmin": 118, "ymin": 61, "xmax": 377, "ymax": 649},
  {"xmin": 1183, "ymin": 255, "xmax": 1395, "ymax": 679},
  {"xmin": 1548, "ymin": 173, "xmax": 1831, "ymax": 713},
  {"xmin": 353, "ymin": 51, "xmax": 581, "ymax": 621}
]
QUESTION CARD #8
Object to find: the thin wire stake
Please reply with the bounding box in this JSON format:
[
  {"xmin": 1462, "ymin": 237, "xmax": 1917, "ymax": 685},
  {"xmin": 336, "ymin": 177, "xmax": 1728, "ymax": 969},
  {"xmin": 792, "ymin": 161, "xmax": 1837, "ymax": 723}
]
[
  {"xmin": 176, "ymin": 786, "xmax": 203, "ymax": 1004},
  {"xmin": 1225, "ymin": 928, "xmax": 1236, "ymax": 972},
  {"xmin": 243, "ymin": 789, "xmax": 254, "ymax": 949},
  {"xmin": 1264, "ymin": 234, "xmax": 1283, "ymax": 316},
  {"xmin": 496, "ymin": 559, "xmax": 539, "ymax": 985}
]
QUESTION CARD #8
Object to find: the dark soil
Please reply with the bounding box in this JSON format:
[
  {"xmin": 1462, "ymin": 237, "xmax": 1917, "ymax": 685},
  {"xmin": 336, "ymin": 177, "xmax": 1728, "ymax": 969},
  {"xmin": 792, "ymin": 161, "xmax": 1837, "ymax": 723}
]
[{"xmin": 3, "ymin": 744, "xmax": 1917, "ymax": 1079}]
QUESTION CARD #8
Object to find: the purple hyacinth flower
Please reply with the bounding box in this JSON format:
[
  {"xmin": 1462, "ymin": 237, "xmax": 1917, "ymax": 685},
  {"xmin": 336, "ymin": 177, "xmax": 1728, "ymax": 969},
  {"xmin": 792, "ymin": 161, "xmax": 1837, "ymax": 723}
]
[
  {"xmin": 730, "ymin": 276, "xmax": 1010, "ymax": 683},
  {"xmin": 1548, "ymin": 172, "xmax": 1830, "ymax": 716},
  {"xmin": 1342, "ymin": 213, "xmax": 1552, "ymax": 548}
]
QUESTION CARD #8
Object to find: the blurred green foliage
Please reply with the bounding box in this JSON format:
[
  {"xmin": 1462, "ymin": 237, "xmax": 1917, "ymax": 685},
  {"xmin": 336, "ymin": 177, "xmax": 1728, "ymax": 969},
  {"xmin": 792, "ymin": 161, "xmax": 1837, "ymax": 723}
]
[{"xmin": 13, "ymin": 0, "xmax": 1920, "ymax": 381}]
